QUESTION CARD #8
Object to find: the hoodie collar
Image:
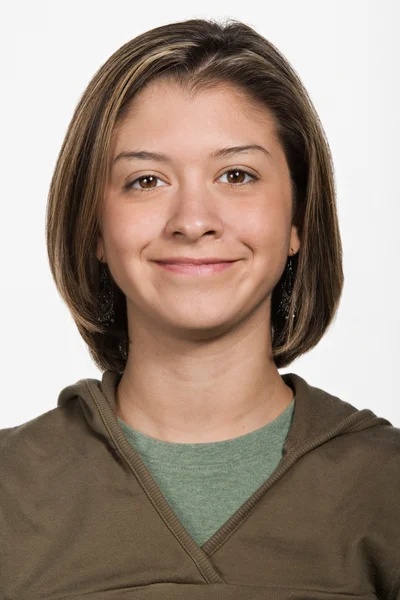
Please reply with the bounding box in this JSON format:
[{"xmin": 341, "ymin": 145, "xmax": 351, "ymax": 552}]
[
  {"xmin": 57, "ymin": 370, "xmax": 394, "ymax": 573},
  {"xmin": 57, "ymin": 370, "xmax": 391, "ymax": 458}
]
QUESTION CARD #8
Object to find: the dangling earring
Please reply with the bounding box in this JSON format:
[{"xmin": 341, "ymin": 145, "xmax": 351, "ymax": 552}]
[
  {"xmin": 96, "ymin": 257, "xmax": 129, "ymax": 362},
  {"xmin": 278, "ymin": 248, "xmax": 297, "ymax": 321},
  {"xmin": 118, "ymin": 338, "xmax": 128, "ymax": 361},
  {"xmin": 96, "ymin": 259, "xmax": 115, "ymax": 326}
]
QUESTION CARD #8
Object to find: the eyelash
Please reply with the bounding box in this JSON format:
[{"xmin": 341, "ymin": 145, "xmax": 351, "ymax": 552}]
[{"xmin": 124, "ymin": 168, "xmax": 260, "ymax": 193}]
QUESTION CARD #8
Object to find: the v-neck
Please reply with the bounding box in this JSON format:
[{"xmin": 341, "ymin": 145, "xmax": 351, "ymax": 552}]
[{"xmin": 81, "ymin": 369, "xmax": 378, "ymax": 584}]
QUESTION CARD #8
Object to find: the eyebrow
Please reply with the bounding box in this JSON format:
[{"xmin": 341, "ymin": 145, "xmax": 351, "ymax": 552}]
[{"xmin": 112, "ymin": 144, "xmax": 271, "ymax": 165}]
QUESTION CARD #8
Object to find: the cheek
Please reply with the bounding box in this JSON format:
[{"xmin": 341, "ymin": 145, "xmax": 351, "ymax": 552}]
[
  {"xmin": 103, "ymin": 203, "xmax": 160, "ymax": 259},
  {"xmin": 236, "ymin": 202, "xmax": 291, "ymax": 292},
  {"xmin": 238, "ymin": 204, "xmax": 289, "ymax": 257}
]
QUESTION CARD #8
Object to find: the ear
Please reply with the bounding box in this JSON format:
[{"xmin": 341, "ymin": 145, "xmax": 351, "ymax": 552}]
[
  {"xmin": 289, "ymin": 225, "xmax": 300, "ymax": 255},
  {"xmin": 96, "ymin": 236, "xmax": 105, "ymax": 262}
]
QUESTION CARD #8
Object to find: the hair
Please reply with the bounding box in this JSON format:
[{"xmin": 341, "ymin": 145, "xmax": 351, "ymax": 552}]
[{"xmin": 45, "ymin": 17, "xmax": 343, "ymax": 374}]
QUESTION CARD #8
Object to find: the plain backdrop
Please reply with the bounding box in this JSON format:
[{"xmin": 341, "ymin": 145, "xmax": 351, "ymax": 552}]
[{"xmin": 1, "ymin": 0, "xmax": 399, "ymax": 428}]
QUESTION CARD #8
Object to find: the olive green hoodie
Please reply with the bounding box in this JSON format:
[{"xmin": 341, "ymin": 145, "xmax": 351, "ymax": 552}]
[{"xmin": 1, "ymin": 370, "xmax": 399, "ymax": 599}]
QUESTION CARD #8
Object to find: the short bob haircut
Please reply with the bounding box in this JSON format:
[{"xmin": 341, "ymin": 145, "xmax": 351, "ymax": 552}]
[{"xmin": 46, "ymin": 17, "xmax": 343, "ymax": 374}]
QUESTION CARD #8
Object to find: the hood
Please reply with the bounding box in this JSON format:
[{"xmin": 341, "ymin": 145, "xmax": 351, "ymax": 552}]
[{"xmin": 57, "ymin": 370, "xmax": 392, "ymax": 459}]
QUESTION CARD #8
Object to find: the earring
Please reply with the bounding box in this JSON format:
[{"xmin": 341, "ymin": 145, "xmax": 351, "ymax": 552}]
[
  {"xmin": 278, "ymin": 248, "xmax": 297, "ymax": 321},
  {"xmin": 96, "ymin": 259, "xmax": 115, "ymax": 326},
  {"xmin": 96, "ymin": 258, "xmax": 129, "ymax": 362},
  {"xmin": 118, "ymin": 338, "xmax": 129, "ymax": 361}
]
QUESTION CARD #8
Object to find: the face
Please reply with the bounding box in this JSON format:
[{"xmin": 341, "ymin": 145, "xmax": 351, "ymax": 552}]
[{"xmin": 96, "ymin": 80, "xmax": 300, "ymax": 339}]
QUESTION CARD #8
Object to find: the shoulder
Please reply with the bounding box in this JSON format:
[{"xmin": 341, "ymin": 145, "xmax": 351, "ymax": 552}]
[
  {"xmin": 333, "ymin": 415, "xmax": 400, "ymax": 472},
  {"xmin": 324, "ymin": 420, "xmax": 400, "ymax": 518},
  {"xmin": 0, "ymin": 405, "xmax": 63, "ymax": 449},
  {"xmin": 350, "ymin": 420, "xmax": 400, "ymax": 463},
  {"xmin": 0, "ymin": 398, "xmax": 89, "ymax": 483}
]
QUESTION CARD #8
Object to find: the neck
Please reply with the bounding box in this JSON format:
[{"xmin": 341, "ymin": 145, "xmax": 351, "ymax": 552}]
[{"xmin": 116, "ymin": 311, "xmax": 293, "ymax": 444}]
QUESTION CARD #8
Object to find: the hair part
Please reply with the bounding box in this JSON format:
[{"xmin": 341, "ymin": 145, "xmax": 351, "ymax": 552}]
[{"xmin": 46, "ymin": 17, "xmax": 343, "ymax": 373}]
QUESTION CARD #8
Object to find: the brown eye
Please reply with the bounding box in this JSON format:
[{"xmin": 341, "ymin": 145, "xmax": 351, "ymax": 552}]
[
  {"xmin": 127, "ymin": 175, "xmax": 164, "ymax": 190},
  {"xmin": 139, "ymin": 176, "xmax": 156, "ymax": 189},
  {"xmin": 124, "ymin": 168, "xmax": 259, "ymax": 193},
  {"xmin": 227, "ymin": 170, "xmax": 246, "ymax": 184},
  {"xmin": 218, "ymin": 168, "xmax": 259, "ymax": 187}
]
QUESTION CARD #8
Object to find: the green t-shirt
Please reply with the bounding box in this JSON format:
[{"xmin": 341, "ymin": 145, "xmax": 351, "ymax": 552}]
[{"xmin": 118, "ymin": 398, "xmax": 295, "ymax": 546}]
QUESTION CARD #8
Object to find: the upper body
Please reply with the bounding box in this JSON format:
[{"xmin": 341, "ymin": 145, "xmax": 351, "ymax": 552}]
[
  {"xmin": 1, "ymin": 369, "xmax": 399, "ymax": 599},
  {"xmin": 11, "ymin": 14, "xmax": 398, "ymax": 600}
]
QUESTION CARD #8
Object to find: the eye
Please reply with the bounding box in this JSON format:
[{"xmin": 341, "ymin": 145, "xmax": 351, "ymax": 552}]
[
  {"xmin": 218, "ymin": 168, "xmax": 259, "ymax": 187},
  {"xmin": 124, "ymin": 168, "xmax": 260, "ymax": 193},
  {"xmin": 125, "ymin": 174, "xmax": 167, "ymax": 192}
]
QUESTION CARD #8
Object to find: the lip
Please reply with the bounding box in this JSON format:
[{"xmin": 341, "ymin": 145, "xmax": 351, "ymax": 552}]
[
  {"xmin": 155, "ymin": 258, "xmax": 237, "ymax": 265},
  {"xmin": 154, "ymin": 261, "xmax": 239, "ymax": 276}
]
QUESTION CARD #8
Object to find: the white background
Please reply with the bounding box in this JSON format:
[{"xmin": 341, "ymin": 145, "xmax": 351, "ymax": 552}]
[{"xmin": 1, "ymin": 0, "xmax": 399, "ymax": 428}]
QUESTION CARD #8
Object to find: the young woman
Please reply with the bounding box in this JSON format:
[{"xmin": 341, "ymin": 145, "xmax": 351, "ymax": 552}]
[{"xmin": 1, "ymin": 17, "xmax": 399, "ymax": 600}]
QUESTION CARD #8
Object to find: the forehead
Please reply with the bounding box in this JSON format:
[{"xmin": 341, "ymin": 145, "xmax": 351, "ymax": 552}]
[{"xmin": 111, "ymin": 80, "xmax": 280, "ymax": 152}]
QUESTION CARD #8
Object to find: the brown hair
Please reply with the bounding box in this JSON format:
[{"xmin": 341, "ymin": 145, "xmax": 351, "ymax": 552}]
[{"xmin": 45, "ymin": 17, "xmax": 343, "ymax": 374}]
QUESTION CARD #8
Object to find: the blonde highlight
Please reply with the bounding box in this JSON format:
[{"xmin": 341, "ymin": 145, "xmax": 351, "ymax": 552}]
[{"xmin": 46, "ymin": 17, "xmax": 343, "ymax": 373}]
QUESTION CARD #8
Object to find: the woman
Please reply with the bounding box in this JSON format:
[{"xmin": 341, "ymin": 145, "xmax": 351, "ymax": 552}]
[{"xmin": 1, "ymin": 17, "xmax": 399, "ymax": 600}]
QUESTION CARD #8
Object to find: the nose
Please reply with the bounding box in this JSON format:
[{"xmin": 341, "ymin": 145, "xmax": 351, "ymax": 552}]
[{"xmin": 164, "ymin": 183, "xmax": 224, "ymax": 242}]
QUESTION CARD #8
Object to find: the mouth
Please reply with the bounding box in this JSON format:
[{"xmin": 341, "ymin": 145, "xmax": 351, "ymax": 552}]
[{"xmin": 154, "ymin": 260, "xmax": 239, "ymax": 276}]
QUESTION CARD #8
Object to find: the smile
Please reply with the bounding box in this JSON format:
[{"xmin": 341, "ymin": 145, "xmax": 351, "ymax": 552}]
[{"xmin": 154, "ymin": 261, "xmax": 238, "ymax": 276}]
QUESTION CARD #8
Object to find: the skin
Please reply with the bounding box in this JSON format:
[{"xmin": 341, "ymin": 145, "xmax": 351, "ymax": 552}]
[{"xmin": 96, "ymin": 80, "xmax": 300, "ymax": 444}]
